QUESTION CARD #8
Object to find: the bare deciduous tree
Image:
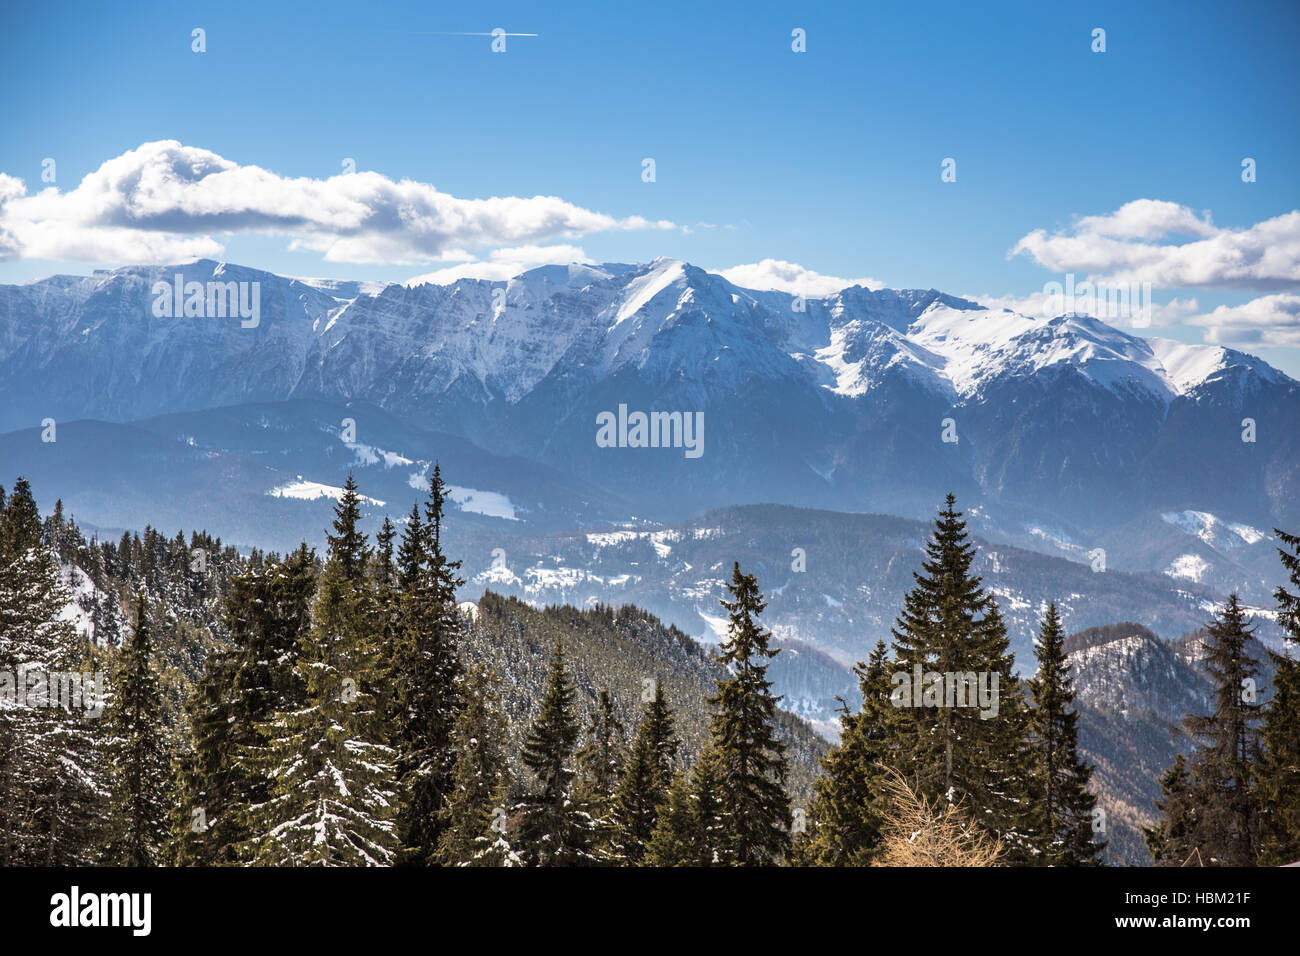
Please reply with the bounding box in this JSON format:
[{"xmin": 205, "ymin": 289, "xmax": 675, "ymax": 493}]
[{"xmin": 873, "ymin": 768, "xmax": 1004, "ymax": 867}]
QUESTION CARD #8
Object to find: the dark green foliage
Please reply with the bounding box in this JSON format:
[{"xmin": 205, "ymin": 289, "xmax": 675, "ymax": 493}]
[
  {"xmin": 171, "ymin": 546, "xmax": 315, "ymax": 864},
  {"xmin": 462, "ymin": 593, "xmax": 829, "ymax": 805},
  {"xmin": 645, "ymin": 746, "xmax": 727, "ymax": 866},
  {"xmin": 1145, "ymin": 754, "xmax": 1199, "ymax": 865},
  {"xmin": 1256, "ymin": 649, "xmax": 1300, "ymax": 865},
  {"xmin": 106, "ymin": 593, "xmax": 173, "ymax": 865},
  {"xmin": 0, "ymin": 477, "xmax": 110, "ymax": 865},
  {"xmin": 1025, "ymin": 602, "xmax": 1104, "ymax": 865},
  {"xmin": 1257, "ymin": 528, "xmax": 1300, "ymax": 865},
  {"xmin": 708, "ymin": 562, "xmax": 791, "ymax": 865},
  {"xmin": 244, "ymin": 476, "xmax": 400, "ymax": 866},
  {"xmin": 515, "ymin": 638, "xmax": 594, "ymax": 865},
  {"xmin": 1149, "ymin": 595, "xmax": 1263, "ymax": 866},
  {"xmin": 610, "ymin": 681, "xmax": 678, "ymax": 863},
  {"xmin": 889, "ymin": 495, "xmax": 1033, "ymax": 855},
  {"xmin": 17, "ymin": 466, "xmax": 1299, "ymax": 871},
  {"xmin": 1182, "ymin": 595, "xmax": 1262, "ymax": 865},
  {"xmin": 801, "ymin": 640, "xmax": 895, "ymax": 865},
  {"xmin": 575, "ymin": 688, "xmax": 626, "ymax": 857},
  {"xmin": 391, "ymin": 465, "xmax": 465, "ymax": 863},
  {"xmin": 434, "ymin": 664, "xmax": 514, "ymax": 866}
]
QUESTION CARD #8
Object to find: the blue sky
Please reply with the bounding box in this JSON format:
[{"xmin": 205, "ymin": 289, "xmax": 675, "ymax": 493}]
[{"xmin": 2, "ymin": 0, "xmax": 1298, "ymax": 372}]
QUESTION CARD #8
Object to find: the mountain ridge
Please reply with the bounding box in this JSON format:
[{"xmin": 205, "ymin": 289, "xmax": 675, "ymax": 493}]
[{"xmin": 3, "ymin": 257, "xmax": 1297, "ymax": 603}]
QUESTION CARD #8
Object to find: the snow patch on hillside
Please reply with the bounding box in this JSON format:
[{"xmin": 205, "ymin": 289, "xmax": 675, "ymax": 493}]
[
  {"xmin": 1165, "ymin": 553, "xmax": 1210, "ymax": 582},
  {"xmin": 348, "ymin": 442, "xmax": 414, "ymax": 469},
  {"xmin": 696, "ymin": 607, "xmax": 731, "ymax": 645},
  {"xmin": 267, "ymin": 479, "xmax": 385, "ymax": 507},
  {"xmin": 587, "ymin": 530, "xmax": 641, "ymax": 548},
  {"xmin": 446, "ymin": 485, "xmax": 518, "ymax": 521}
]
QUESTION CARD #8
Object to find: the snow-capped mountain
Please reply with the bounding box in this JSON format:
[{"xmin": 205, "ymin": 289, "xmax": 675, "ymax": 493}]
[{"xmin": 1, "ymin": 257, "xmax": 1297, "ymax": 599}]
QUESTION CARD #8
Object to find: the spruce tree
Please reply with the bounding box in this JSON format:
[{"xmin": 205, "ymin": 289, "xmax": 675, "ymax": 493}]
[
  {"xmin": 890, "ymin": 494, "xmax": 1033, "ymax": 854},
  {"xmin": 372, "ymin": 517, "xmax": 398, "ymax": 691},
  {"xmin": 645, "ymin": 746, "xmax": 727, "ymax": 866},
  {"xmin": 246, "ymin": 476, "xmax": 401, "ymax": 865},
  {"xmin": 610, "ymin": 681, "xmax": 678, "ymax": 863},
  {"xmin": 1025, "ymin": 602, "xmax": 1104, "ymax": 865},
  {"xmin": 396, "ymin": 502, "xmax": 424, "ymax": 593},
  {"xmin": 516, "ymin": 637, "xmax": 594, "ymax": 865},
  {"xmin": 1258, "ymin": 528, "xmax": 1300, "ymax": 865},
  {"xmin": 1145, "ymin": 754, "xmax": 1199, "ymax": 865},
  {"xmin": 434, "ymin": 664, "xmax": 513, "ymax": 865},
  {"xmin": 802, "ymin": 640, "xmax": 895, "ymax": 866},
  {"xmin": 106, "ymin": 593, "xmax": 172, "ymax": 865},
  {"xmin": 1257, "ymin": 651, "xmax": 1300, "ymax": 865},
  {"xmin": 1182, "ymin": 594, "xmax": 1262, "ymax": 865},
  {"xmin": 474, "ymin": 781, "xmax": 523, "ymax": 867},
  {"xmin": 644, "ymin": 771, "xmax": 696, "ymax": 866},
  {"xmin": 172, "ymin": 546, "xmax": 315, "ymax": 864},
  {"xmin": 575, "ymin": 688, "xmax": 625, "ymax": 857},
  {"xmin": 392, "ymin": 465, "xmax": 465, "ymax": 863},
  {"xmin": 0, "ymin": 477, "xmax": 109, "ymax": 865},
  {"xmin": 171, "ymin": 649, "xmax": 238, "ymax": 865},
  {"xmin": 691, "ymin": 745, "xmax": 728, "ymax": 865},
  {"xmin": 374, "ymin": 517, "xmax": 396, "ymax": 598},
  {"xmin": 708, "ymin": 562, "xmax": 790, "ymax": 866}
]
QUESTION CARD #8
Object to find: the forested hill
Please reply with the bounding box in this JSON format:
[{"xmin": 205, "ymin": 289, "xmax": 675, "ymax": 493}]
[
  {"xmin": 12, "ymin": 474, "xmax": 828, "ymax": 813},
  {"xmin": 463, "ymin": 592, "xmax": 828, "ymax": 803}
]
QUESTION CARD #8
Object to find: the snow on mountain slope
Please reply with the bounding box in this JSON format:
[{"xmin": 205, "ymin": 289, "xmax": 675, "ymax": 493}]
[
  {"xmin": 3, "ymin": 257, "xmax": 1290, "ymax": 422},
  {"xmin": 1150, "ymin": 338, "xmax": 1236, "ymax": 394},
  {"xmin": 302, "ymin": 260, "xmax": 629, "ymax": 406},
  {"xmin": 1148, "ymin": 336, "xmax": 1290, "ymax": 394},
  {"xmin": 348, "ymin": 441, "xmax": 415, "ymax": 469},
  {"xmin": 288, "ymin": 275, "xmax": 394, "ymax": 301},
  {"xmin": 812, "ymin": 320, "xmax": 949, "ymax": 397},
  {"xmin": 611, "ymin": 257, "xmax": 685, "ymax": 328},
  {"xmin": 1161, "ymin": 509, "xmax": 1270, "ymax": 551},
  {"xmin": 3, "ymin": 257, "xmax": 1297, "ymax": 537},
  {"xmin": 906, "ymin": 305, "xmax": 1186, "ymax": 400}
]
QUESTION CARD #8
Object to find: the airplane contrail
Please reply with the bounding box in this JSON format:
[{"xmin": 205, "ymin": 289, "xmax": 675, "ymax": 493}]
[{"xmin": 411, "ymin": 31, "xmax": 539, "ymax": 37}]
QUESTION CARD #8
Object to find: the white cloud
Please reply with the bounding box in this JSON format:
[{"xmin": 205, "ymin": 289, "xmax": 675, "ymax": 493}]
[
  {"xmin": 716, "ymin": 258, "xmax": 881, "ymax": 296},
  {"xmin": 1011, "ymin": 200, "xmax": 1300, "ymax": 291},
  {"xmin": 1186, "ymin": 294, "xmax": 1300, "ymax": 348},
  {"xmin": 1074, "ymin": 199, "xmax": 1219, "ymax": 240},
  {"xmin": 404, "ymin": 244, "xmax": 593, "ymax": 285},
  {"xmin": 1145, "ymin": 297, "xmax": 1203, "ymax": 328},
  {"xmin": 0, "ymin": 141, "xmax": 676, "ymax": 265}
]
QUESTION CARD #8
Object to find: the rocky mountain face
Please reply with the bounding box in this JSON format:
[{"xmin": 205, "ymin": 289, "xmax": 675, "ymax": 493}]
[
  {"xmin": 2, "ymin": 260, "xmax": 1296, "ymax": 581},
  {"xmin": 1065, "ymin": 621, "xmax": 1277, "ymax": 866}
]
